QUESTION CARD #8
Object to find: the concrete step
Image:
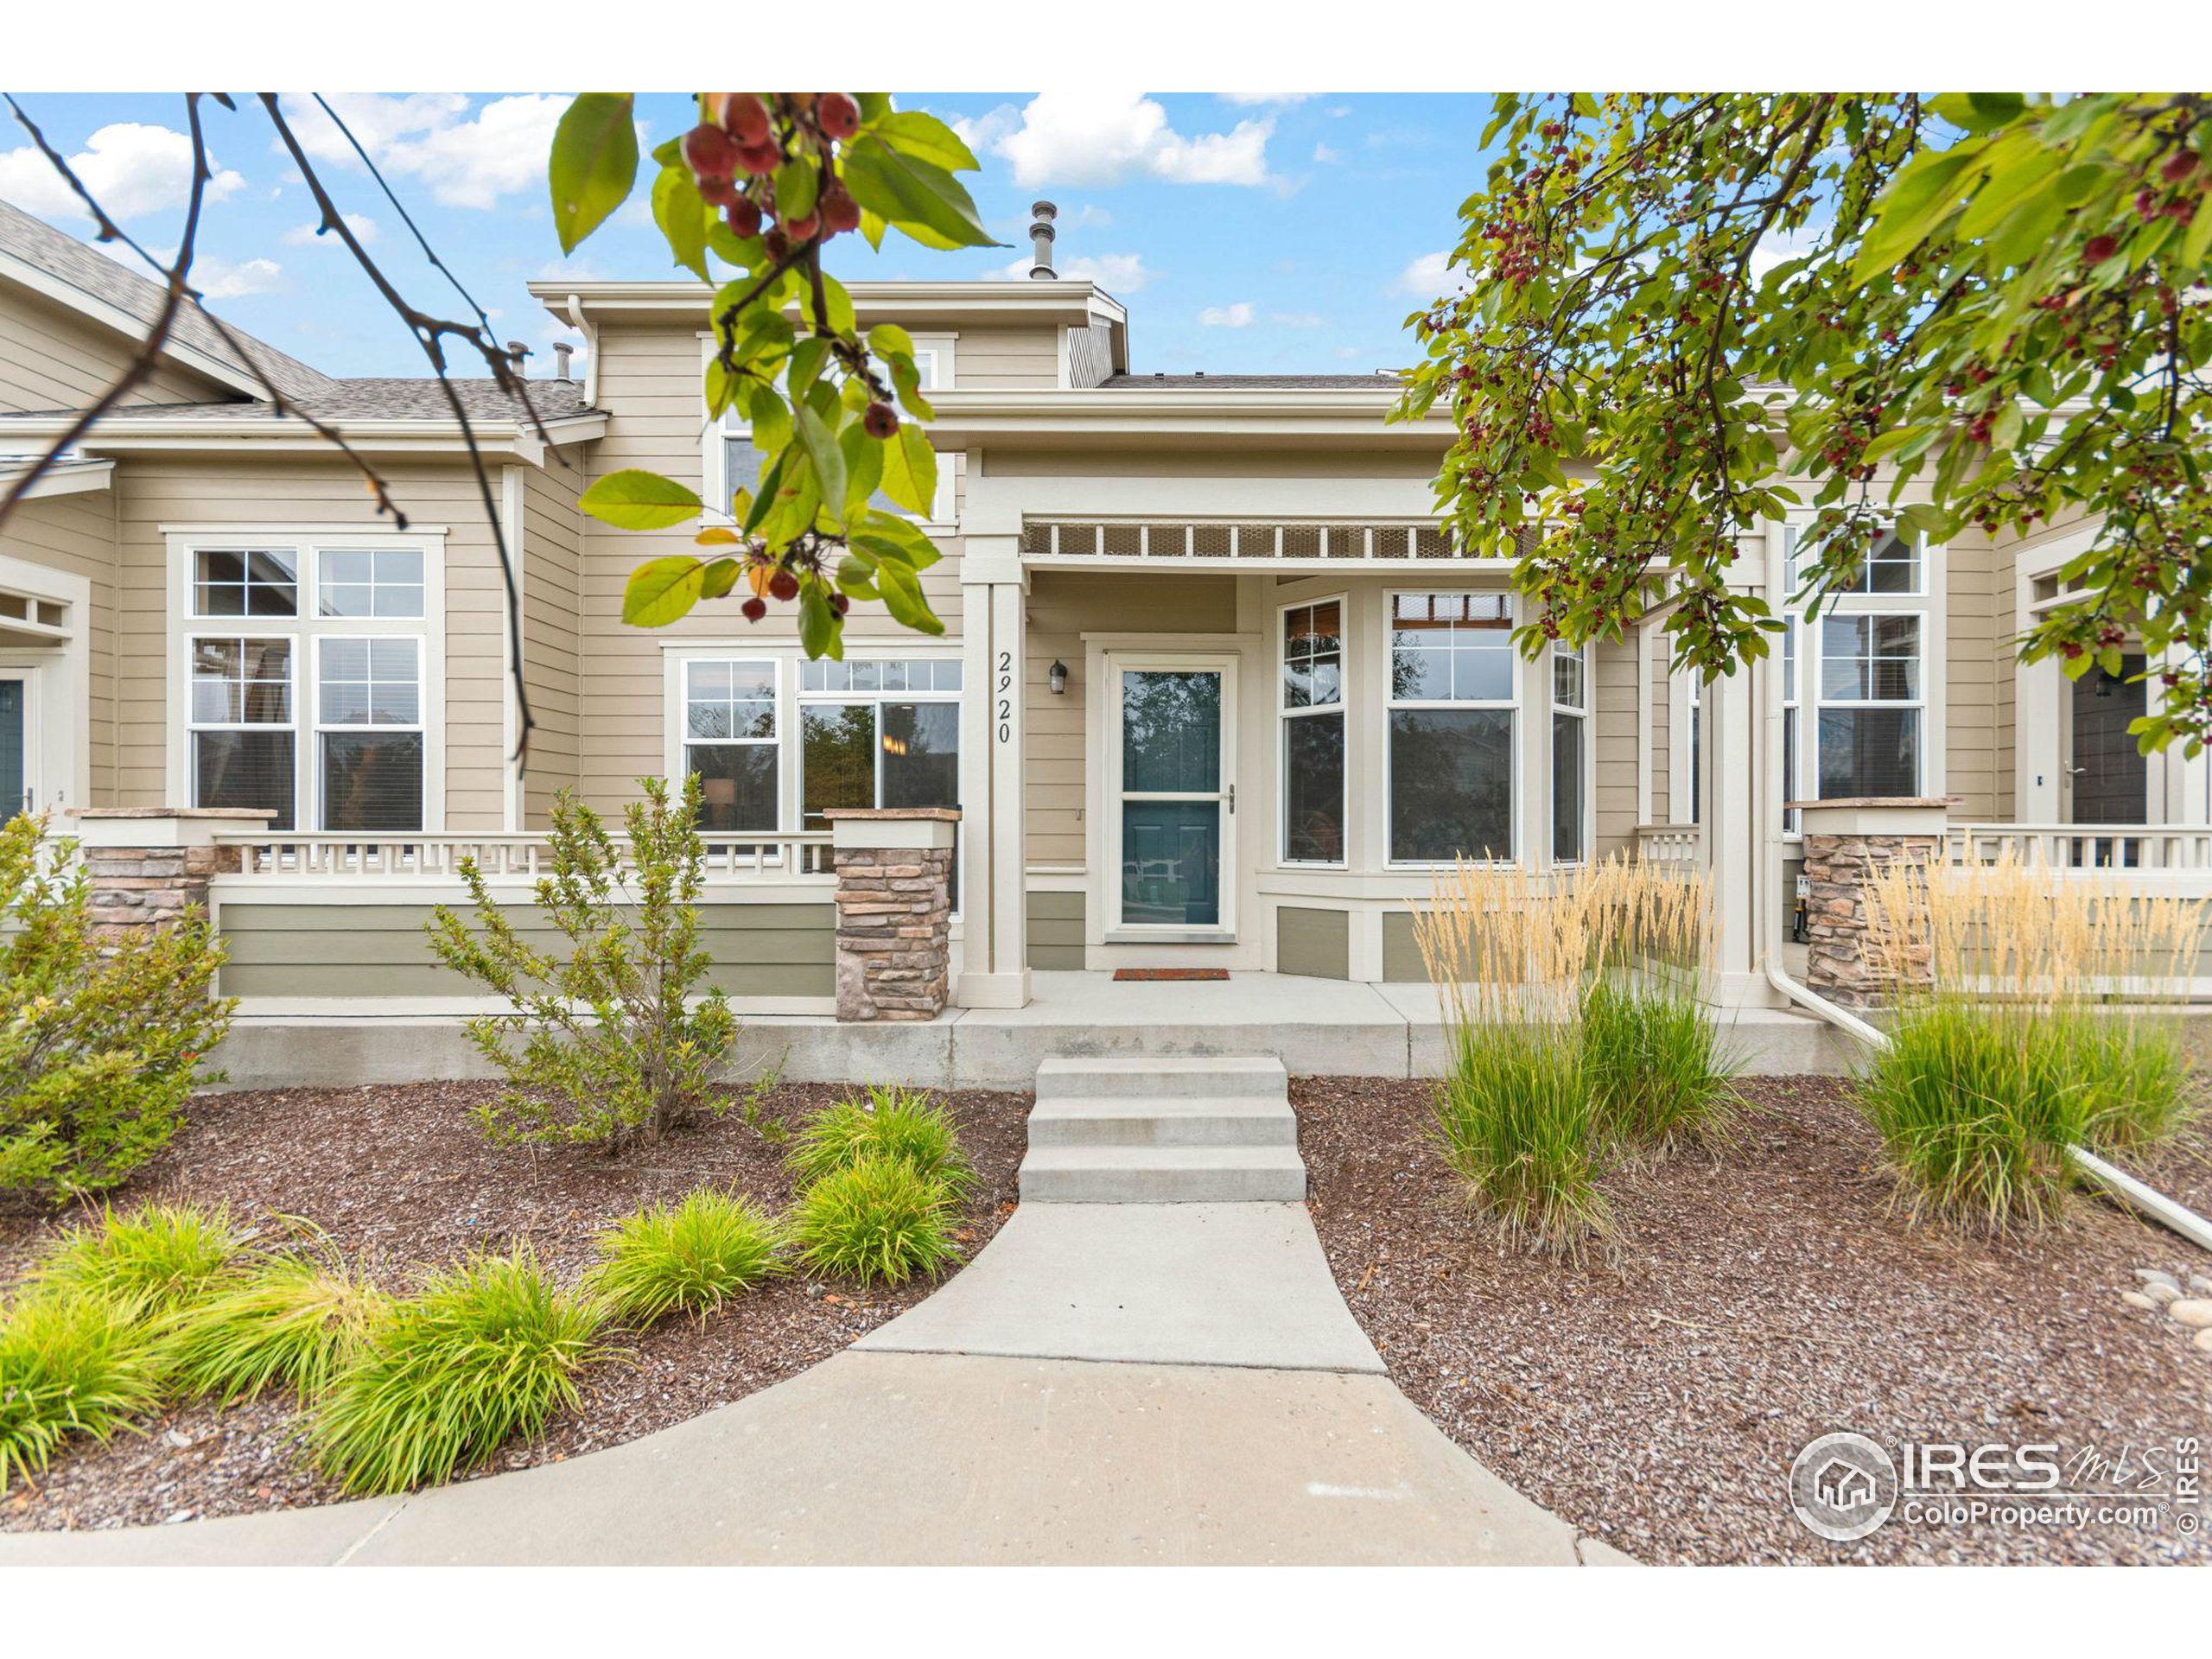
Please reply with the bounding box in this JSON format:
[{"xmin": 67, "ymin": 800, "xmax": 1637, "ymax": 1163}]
[
  {"xmin": 1026, "ymin": 1096, "xmax": 1299, "ymax": 1148},
  {"xmin": 1019, "ymin": 1145, "xmax": 1308, "ymax": 1204},
  {"xmin": 1033, "ymin": 1055, "xmax": 1289, "ymax": 1103}
]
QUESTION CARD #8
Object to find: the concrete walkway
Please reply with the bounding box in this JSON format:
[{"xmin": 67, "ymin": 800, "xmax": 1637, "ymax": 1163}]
[{"xmin": 0, "ymin": 1199, "xmax": 1627, "ymax": 1566}]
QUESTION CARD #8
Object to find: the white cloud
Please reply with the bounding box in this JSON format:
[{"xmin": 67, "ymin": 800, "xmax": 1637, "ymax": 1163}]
[
  {"xmin": 1198, "ymin": 302, "xmax": 1255, "ymax": 328},
  {"xmin": 995, "ymin": 249, "xmax": 1155, "ymax": 292},
  {"xmin": 277, "ymin": 93, "xmax": 573, "ymax": 210},
  {"xmin": 1270, "ymin": 310, "xmax": 1325, "ymax": 328},
  {"xmin": 1395, "ymin": 250, "xmax": 1471, "ymax": 299},
  {"xmin": 0, "ymin": 123, "xmax": 244, "ymax": 225},
  {"xmin": 970, "ymin": 93, "xmax": 1274, "ymax": 188},
  {"xmin": 1751, "ymin": 220, "xmax": 1831, "ymax": 282},
  {"xmin": 282, "ymin": 213, "xmax": 378, "ymax": 247},
  {"xmin": 1313, "ymin": 143, "xmax": 1342, "ymax": 164},
  {"xmin": 194, "ymin": 255, "xmax": 284, "ymax": 300}
]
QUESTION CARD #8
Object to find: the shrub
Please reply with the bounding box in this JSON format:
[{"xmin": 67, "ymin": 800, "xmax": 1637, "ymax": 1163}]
[
  {"xmin": 789, "ymin": 1154, "xmax": 962, "ymax": 1287},
  {"xmin": 1580, "ymin": 981, "xmax": 1738, "ymax": 1154},
  {"xmin": 166, "ymin": 1249, "xmax": 391, "ymax": 1403},
  {"xmin": 2059, "ymin": 1011, "xmax": 2196, "ymax": 1153},
  {"xmin": 1430, "ymin": 1026, "xmax": 1609, "ymax": 1255},
  {"xmin": 31, "ymin": 1200, "xmax": 251, "ymax": 1325},
  {"xmin": 786, "ymin": 1085, "xmax": 973, "ymax": 1197},
  {"xmin": 587, "ymin": 1189, "xmax": 784, "ymax": 1326},
  {"xmin": 0, "ymin": 810, "xmax": 233, "ymax": 1208},
  {"xmin": 0, "ymin": 1291, "xmax": 167, "ymax": 1493},
  {"xmin": 312, "ymin": 1247, "xmax": 612, "ymax": 1496},
  {"xmin": 425, "ymin": 775, "xmax": 739, "ymax": 1149}
]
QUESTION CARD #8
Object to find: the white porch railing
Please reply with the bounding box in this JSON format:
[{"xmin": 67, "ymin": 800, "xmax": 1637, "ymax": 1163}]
[
  {"xmin": 1635, "ymin": 823, "xmax": 1701, "ymax": 867},
  {"xmin": 215, "ymin": 830, "xmax": 836, "ymax": 884},
  {"xmin": 1943, "ymin": 823, "xmax": 2212, "ymax": 877}
]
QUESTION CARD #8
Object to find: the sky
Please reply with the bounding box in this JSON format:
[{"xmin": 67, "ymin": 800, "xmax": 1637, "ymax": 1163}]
[{"xmin": 0, "ymin": 92, "xmax": 1496, "ymax": 384}]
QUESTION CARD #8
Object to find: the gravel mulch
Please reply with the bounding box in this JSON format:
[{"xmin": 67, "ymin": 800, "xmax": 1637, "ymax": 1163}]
[
  {"xmin": 1299, "ymin": 1075, "xmax": 2212, "ymax": 1566},
  {"xmin": 0, "ymin": 1080, "xmax": 1029, "ymax": 1535}
]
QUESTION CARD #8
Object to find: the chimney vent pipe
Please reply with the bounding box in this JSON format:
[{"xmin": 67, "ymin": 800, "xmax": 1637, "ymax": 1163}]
[{"xmin": 1027, "ymin": 200, "xmax": 1057, "ymax": 281}]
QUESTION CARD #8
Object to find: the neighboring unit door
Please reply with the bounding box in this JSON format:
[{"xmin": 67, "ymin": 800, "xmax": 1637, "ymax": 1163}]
[
  {"xmin": 1110, "ymin": 659, "xmax": 1235, "ymax": 936},
  {"xmin": 0, "ymin": 671, "xmax": 30, "ymax": 819},
  {"xmin": 2067, "ymin": 653, "xmax": 2147, "ymax": 825}
]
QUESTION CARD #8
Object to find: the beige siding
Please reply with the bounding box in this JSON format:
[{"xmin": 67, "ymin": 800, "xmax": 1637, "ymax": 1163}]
[
  {"xmin": 111, "ymin": 457, "xmax": 508, "ymax": 826},
  {"xmin": 520, "ymin": 458, "xmax": 585, "ymax": 823},
  {"xmin": 1022, "ymin": 568, "xmax": 1240, "ymax": 869},
  {"xmin": 0, "ymin": 285, "xmax": 232, "ymax": 414},
  {"xmin": 1381, "ymin": 911, "xmax": 1424, "ymax": 982},
  {"xmin": 954, "ymin": 325, "xmax": 1059, "ymax": 389},
  {"xmin": 6, "ymin": 486, "xmax": 120, "ymax": 799},
  {"xmin": 1592, "ymin": 634, "xmax": 1637, "ymax": 860},
  {"xmin": 1942, "ymin": 531, "xmax": 2006, "ymax": 822},
  {"xmin": 1277, "ymin": 906, "xmax": 1350, "ymax": 979},
  {"xmin": 575, "ymin": 319, "xmax": 965, "ymax": 813},
  {"xmin": 1027, "ymin": 888, "xmax": 1084, "ymax": 969},
  {"xmin": 1648, "ymin": 627, "xmax": 1670, "ymax": 820},
  {"xmin": 216, "ymin": 898, "xmax": 833, "ymax": 998}
]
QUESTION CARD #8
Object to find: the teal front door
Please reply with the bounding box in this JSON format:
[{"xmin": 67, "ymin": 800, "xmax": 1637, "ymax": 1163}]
[
  {"xmin": 1111, "ymin": 658, "xmax": 1236, "ymax": 935},
  {"xmin": 0, "ymin": 675, "xmax": 26, "ymax": 819}
]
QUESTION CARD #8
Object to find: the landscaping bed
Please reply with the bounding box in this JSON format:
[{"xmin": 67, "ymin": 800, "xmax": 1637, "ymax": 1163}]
[
  {"xmin": 1298, "ymin": 1074, "xmax": 2212, "ymax": 1567},
  {"xmin": 0, "ymin": 1080, "xmax": 1029, "ymax": 1534}
]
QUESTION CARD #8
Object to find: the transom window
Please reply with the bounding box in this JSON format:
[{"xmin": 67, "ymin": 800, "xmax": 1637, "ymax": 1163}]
[
  {"xmin": 1280, "ymin": 599, "xmax": 1345, "ymax": 865},
  {"xmin": 193, "ymin": 549, "xmax": 297, "ymax": 617},
  {"xmin": 1388, "ymin": 592, "xmax": 1516, "ymax": 862},
  {"xmin": 317, "ymin": 550, "xmax": 424, "ymax": 619},
  {"xmin": 1789, "ymin": 524, "xmax": 1922, "ymax": 597}
]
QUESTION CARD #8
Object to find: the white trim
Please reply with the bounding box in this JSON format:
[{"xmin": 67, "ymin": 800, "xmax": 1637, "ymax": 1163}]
[
  {"xmin": 1102, "ymin": 650, "xmax": 1240, "ymax": 939},
  {"xmin": 0, "ymin": 550, "xmax": 89, "ymax": 814},
  {"xmin": 1276, "ymin": 593, "xmax": 1348, "ymax": 869},
  {"xmin": 499, "ymin": 465, "xmax": 524, "ymax": 831},
  {"xmin": 1548, "ymin": 640, "xmax": 1592, "ymax": 866}
]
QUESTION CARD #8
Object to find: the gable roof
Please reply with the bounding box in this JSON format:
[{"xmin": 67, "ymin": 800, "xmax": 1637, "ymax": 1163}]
[{"xmin": 0, "ymin": 196, "xmax": 337, "ymax": 403}]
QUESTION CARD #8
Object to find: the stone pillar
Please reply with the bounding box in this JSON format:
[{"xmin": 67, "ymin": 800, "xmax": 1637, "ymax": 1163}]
[
  {"xmin": 828, "ymin": 808, "xmax": 960, "ymax": 1022},
  {"xmin": 1791, "ymin": 797, "xmax": 1952, "ymax": 1007},
  {"xmin": 67, "ymin": 807, "xmax": 276, "ymax": 942}
]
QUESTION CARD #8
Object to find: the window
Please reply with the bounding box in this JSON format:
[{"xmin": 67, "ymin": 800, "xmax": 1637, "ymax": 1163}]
[
  {"xmin": 1789, "ymin": 525, "xmax": 1921, "ymax": 598},
  {"xmin": 1781, "ymin": 618, "xmax": 1801, "ymax": 833},
  {"xmin": 681, "ymin": 659, "xmax": 779, "ymax": 831},
  {"xmin": 798, "ymin": 656, "xmax": 962, "ymax": 830},
  {"xmin": 181, "ymin": 538, "xmax": 437, "ymax": 833},
  {"xmin": 1388, "ymin": 592, "xmax": 1516, "ymax": 862},
  {"xmin": 1551, "ymin": 645, "xmax": 1587, "ymax": 863},
  {"xmin": 709, "ymin": 350, "xmax": 949, "ymax": 523},
  {"xmin": 190, "ymin": 637, "xmax": 296, "ymax": 830},
  {"xmin": 1817, "ymin": 613, "xmax": 1922, "ymax": 797},
  {"xmin": 1280, "ymin": 599, "xmax": 1344, "ymax": 864}
]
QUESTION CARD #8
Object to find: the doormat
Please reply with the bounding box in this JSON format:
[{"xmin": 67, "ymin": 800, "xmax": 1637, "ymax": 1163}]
[{"xmin": 1112, "ymin": 969, "xmax": 1230, "ymax": 982}]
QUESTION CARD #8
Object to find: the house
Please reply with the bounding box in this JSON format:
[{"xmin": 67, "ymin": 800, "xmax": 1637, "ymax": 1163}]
[{"xmin": 3, "ymin": 193, "xmax": 2205, "ymax": 1072}]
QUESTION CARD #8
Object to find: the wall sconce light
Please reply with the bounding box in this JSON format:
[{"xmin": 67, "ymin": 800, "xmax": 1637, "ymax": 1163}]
[{"xmin": 1048, "ymin": 658, "xmax": 1069, "ymax": 696}]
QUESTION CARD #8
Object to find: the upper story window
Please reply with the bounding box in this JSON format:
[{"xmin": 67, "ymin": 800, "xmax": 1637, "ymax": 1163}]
[
  {"xmin": 1387, "ymin": 591, "xmax": 1516, "ymax": 863},
  {"xmin": 317, "ymin": 549, "xmax": 425, "ymax": 619},
  {"xmin": 1280, "ymin": 599, "xmax": 1345, "ymax": 865},
  {"xmin": 707, "ymin": 347, "xmax": 950, "ymax": 524}
]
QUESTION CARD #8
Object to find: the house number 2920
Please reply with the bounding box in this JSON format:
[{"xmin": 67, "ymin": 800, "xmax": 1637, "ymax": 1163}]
[{"xmin": 996, "ymin": 651, "xmax": 1014, "ymax": 744}]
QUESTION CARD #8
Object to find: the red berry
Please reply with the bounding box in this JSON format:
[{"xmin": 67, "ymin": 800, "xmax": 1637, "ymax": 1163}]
[
  {"xmin": 741, "ymin": 597, "xmax": 766, "ymax": 622},
  {"xmin": 2163, "ymin": 149, "xmax": 2199, "ymax": 182},
  {"xmin": 682, "ymin": 123, "xmax": 739, "ymax": 181},
  {"xmin": 830, "ymin": 593, "xmax": 851, "ymax": 616},
  {"xmin": 863, "ymin": 402, "xmax": 899, "ymax": 440},
  {"xmin": 725, "ymin": 196, "xmax": 764, "ymax": 238},
  {"xmin": 697, "ymin": 175, "xmax": 737, "ymax": 209},
  {"xmin": 735, "ymin": 139, "xmax": 782, "ymax": 177},
  {"xmin": 762, "ymin": 228, "xmax": 791, "ymax": 261},
  {"xmin": 2083, "ymin": 233, "xmax": 2119, "ymax": 264},
  {"xmin": 784, "ymin": 211, "xmax": 819, "ymax": 242},
  {"xmin": 820, "ymin": 186, "xmax": 861, "ymax": 235},
  {"xmin": 768, "ymin": 569, "xmax": 800, "ymax": 602},
  {"xmin": 817, "ymin": 93, "xmax": 861, "ymax": 141},
  {"xmin": 716, "ymin": 93, "xmax": 772, "ymax": 146}
]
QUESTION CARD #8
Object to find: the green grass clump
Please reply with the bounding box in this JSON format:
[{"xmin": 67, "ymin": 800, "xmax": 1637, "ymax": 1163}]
[
  {"xmin": 311, "ymin": 1246, "xmax": 611, "ymax": 1496},
  {"xmin": 1580, "ymin": 982, "xmax": 1739, "ymax": 1154},
  {"xmin": 786, "ymin": 1085, "xmax": 973, "ymax": 1197},
  {"xmin": 2060, "ymin": 1012, "xmax": 2196, "ymax": 1152},
  {"xmin": 587, "ymin": 1189, "xmax": 784, "ymax": 1326},
  {"xmin": 166, "ymin": 1251, "xmax": 391, "ymax": 1403},
  {"xmin": 1430, "ymin": 1026, "xmax": 1609, "ymax": 1255},
  {"xmin": 0, "ymin": 1291, "xmax": 167, "ymax": 1492},
  {"xmin": 789, "ymin": 1154, "xmax": 962, "ymax": 1287},
  {"xmin": 31, "ymin": 1201, "xmax": 251, "ymax": 1325}
]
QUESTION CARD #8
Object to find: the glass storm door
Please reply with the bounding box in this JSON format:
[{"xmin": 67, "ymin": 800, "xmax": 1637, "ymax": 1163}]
[
  {"xmin": 0, "ymin": 673, "xmax": 29, "ymax": 818},
  {"xmin": 1113, "ymin": 662, "xmax": 1234, "ymax": 933}
]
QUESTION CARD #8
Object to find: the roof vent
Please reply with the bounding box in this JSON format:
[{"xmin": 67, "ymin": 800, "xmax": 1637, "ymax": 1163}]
[
  {"xmin": 1027, "ymin": 200, "xmax": 1057, "ymax": 281},
  {"xmin": 506, "ymin": 340, "xmax": 531, "ymax": 377},
  {"xmin": 552, "ymin": 341, "xmax": 575, "ymax": 382}
]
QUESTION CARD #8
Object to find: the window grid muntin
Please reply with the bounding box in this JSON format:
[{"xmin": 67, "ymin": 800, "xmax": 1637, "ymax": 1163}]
[
  {"xmin": 1387, "ymin": 590, "xmax": 1519, "ymax": 865},
  {"xmin": 1279, "ymin": 597, "xmax": 1348, "ymax": 868},
  {"xmin": 190, "ymin": 548, "xmax": 298, "ymax": 619}
]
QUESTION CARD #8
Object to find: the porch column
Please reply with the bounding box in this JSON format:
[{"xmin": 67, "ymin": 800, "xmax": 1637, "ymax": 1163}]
[
  {"xmin": 1700, "ymin": 659, "xmax": 1776, "ymax": 1006},
  {"xmin": 827, "ymin": 808, "xmax": 959, "ymax": 1021},
  {"xmin": 955, "ymin": 535, "xmax": 1031, "ymax": 1008},
  {"xmin": 67, "ymin": 807, "xmax": 275, "ymax": 944},
  {"xmin": 1790, "ymin": 798, "xmax": 1952, "ymax": 1007}
]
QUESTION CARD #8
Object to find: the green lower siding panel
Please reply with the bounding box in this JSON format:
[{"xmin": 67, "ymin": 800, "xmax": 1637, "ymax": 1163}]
[
  {"xmin": 1027, "ymin": 887, "xmax": 1086, "ymax": 970},
  {"xmin": 1276, "ymin": 906, "xmax": 1350, "ymax": 980},
  {"xmin": 1381, "ymin": 912, "xmax": 1427, "ymax": 982},
  {"xmin": 216, "ymin": 902, "xmax": 836, "ymax": 999}
]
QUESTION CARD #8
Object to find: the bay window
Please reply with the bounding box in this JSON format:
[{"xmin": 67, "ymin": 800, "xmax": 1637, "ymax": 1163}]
[
  {"xmin": 798, "ymin": 656, "xmax": 962, "ymax": 829},
  {"xmin": 191, "ymin": 636, "xmax": 296, "ymax": 830},
  {"xmin": 1551, "ymin": 644, "xmax": 1587, "ymax": 863},
  {"xmin": 1388, "ymin": 591, "xmax": 1516, "ymax": 863},
  {"xmin": 681, "ymin": 658, "xmax": 779, "ymax": 831},
  {"xmin": 1817, "ymin": 613, "xmax": 1922, "ymax": 797},
  {"xmin": 1280, "ymin": 598, "xmax": 1345, "ymax": 864}
]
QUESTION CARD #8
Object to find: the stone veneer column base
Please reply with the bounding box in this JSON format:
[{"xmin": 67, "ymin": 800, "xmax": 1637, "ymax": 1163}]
[
  {"xmin": 1789, "ymin": 798, "xmax": 1953, "ymax": 1009},
  {"xmin": 67, "ymin": 808, "xmax": 276, "ymax": 944},
  {"xmin": 827, "ymin": 808, "xmax": 961, "ymax": 1023}
]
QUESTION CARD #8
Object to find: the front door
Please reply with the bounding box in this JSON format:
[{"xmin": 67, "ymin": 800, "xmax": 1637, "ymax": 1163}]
[
  {"xmin": 0, "ymin": 671, "xmax": 31, "ymax": 820},
  {"xmin": 1110, "ymin": 659, "xmax": 1235, "ymax": 936},
  {"xmin": 2068, "ymin": 653, "xmax": 2147, "ymax": 825}
]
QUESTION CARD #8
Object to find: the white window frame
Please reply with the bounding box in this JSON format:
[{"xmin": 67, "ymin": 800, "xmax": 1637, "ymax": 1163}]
[
  {"xmin": 698, "ymin": 334, "xmax": 956, "ymax": 529},
  {"xmin": 310, "ymin": 632, "xmax": 428, "ymax": 833},
  {"xmin": 1788, "ymin": 519, "xmax": 1940, "ymax": 803},
  {"xmin": 794, "ymin": 651, "xmax": 964, "ymax": 832},
  {"xmin": 673, "ymin": 654, "xmax": 784, "ymax": 833},
  {"xmin": 1812, "ymin": 608, "xmax": 1929, "ymax": 800},
  {"xmin": 164, "ymin": 527, "xmax": 447, "ymax": 832},
  {"xmin": 1104, "ymin": 650, "xmax": 1239, "ymax": 938},
  {"xmin": 1383, "ymin": 588, "xmax": 1523, "ymax": 868},
  {"xmin": 1549, "ymin": 640, "xmax": 1592, "ymax": 866},
  {"xmin": 1277, "ymin": 594, "xmax": 1348, "ymax": 868}
]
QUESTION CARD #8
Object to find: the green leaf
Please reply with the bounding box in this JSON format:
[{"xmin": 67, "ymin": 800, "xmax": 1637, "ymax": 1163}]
[
  {"xmin": 2183, "ymin": 188, "xmax": 2212, "ymax": 268},
  {"xmin": 868, "ymin": 322, "xmax": 916, "ymax": 359},
  {"xmin": 579, "ymin": 468, "xmax": 702, "ymax": 530},
  {"xmin": 836, "ymin": 551, "xmax": 882, "ymax": 598},
  {"xmin": 858, "ymin": 208, "xmax": 887, "ymax": 251},
  {"xmin": 651, "ymin": 164, "xmax": 710, "ymax": 280},
  {"xmin": 850, "ymin": 511, "xmax": 943, "ymax": 570},
  {"xmin": 876, "ymin": 424, "xmax": 938, "ymax": 517},
  {"xmin": 700, "ymin": 557, "xmax": 743, "ymax": 599},
  {"xmin": 839, "ymin": 420, "xmax": 884, "ymax": 513},
  {"xmin": 874, "ymin": 556, "xmax": 944, "ymax": 635},
  {"xmin": 775, "ymin": 157, "xmax": 819, "ymax": 223},
  {"xmin": 549, "ymin": 93, "xmax": 638, "ymax": 254},
  {"xmin": 840, "ymin": 136, "xmax": 1001, "ymax": 251},
  {"xmin": 870, "ymin": 111, "xmax": 980, "ymax": 172},
  {"xmin": 622, "ymin": 556, "xmax": 705, "ymax": 626},
  {"xmin": 888, "ymin": 353, "xmax": 935, "ymax": 422},
  {"xmin": 1854, "ymin": 147, "xmax": 1977, "ymax": 280},
  {"xmin": 793, "ymin": 405, "xmax": 849, "ymax": 531},
  {"xmin": 798, "ymin": 585, "xmax": 839, "ymax": 658}
]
